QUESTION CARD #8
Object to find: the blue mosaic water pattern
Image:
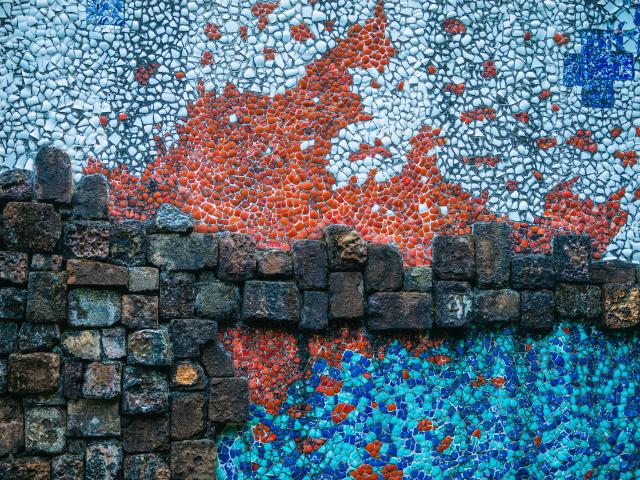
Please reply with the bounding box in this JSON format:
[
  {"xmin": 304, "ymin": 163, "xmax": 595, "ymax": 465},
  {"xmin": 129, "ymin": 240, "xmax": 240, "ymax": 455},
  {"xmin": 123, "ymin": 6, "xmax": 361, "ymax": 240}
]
[
  {"xmin": 86, "ymin": 0, "xmax": 124, "ymax": 26},
  {"xmin": 217, "ymin": 323, "xmax": 640, "ymax": 479}
]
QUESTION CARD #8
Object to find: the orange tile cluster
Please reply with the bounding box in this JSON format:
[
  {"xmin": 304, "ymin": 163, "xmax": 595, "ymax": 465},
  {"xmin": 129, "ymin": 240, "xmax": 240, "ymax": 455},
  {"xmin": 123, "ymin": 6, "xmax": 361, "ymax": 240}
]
[
  {"xmin": 566, "ymin": 130, "xmax": 598, "ymax": 153},
  {"xmin": 616, "ymin": 149, "xmax": 638, "ymax": 168},
  {"xmin": 442, "ymin": 18, "xmax": 466, "ymax": 35}
]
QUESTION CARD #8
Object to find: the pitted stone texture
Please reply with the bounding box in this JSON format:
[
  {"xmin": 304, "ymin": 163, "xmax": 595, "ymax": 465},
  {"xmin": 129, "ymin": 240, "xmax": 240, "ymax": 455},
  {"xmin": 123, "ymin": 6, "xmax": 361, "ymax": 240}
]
[
  {"xmin": 0, "ymin": 457, "xmax": 51, "ymax": 480},
  {"xmin": 66, "ymin": 259, "xmax": 128, "ymax": 287},
  {"xmin": 403, "ymin": 266, "xmax": 433, "ymax": 292},
  {"xmin": 63, "ymin": 361, "xmax": 84, "ymax": 399},
  {"xmin": 366, "ymin": 292, "xmax": 433, "ymax": 331},
  {"xmin": 555, "ymin": 283, "xmax": 601, "ymax": 320},
  {"xmin": 69, "ymin": 288, "xmax": 121, "ymax": 327},
  {"xmin": 102, "ymin": 328, "xmax": 126, "ymax": 360},
  {"xmin": 85, "ymin": 440, "xmax": 122, "ymax": 480},
  {"xmin": 209, "ymin": 377, "xmax": 249, "ymax": 423},
  {"xmin": 122, "ymin": 367, "xmax": 169, "ymax": 414},
  {"xmin": 0, "ymin": 359, "xmax": 6, "ymax": 393},
  {"xmin": 27, "ymin": 271, "xmax": 67, "ymax": 323},
  {"xmin": 257, "ymin": 248, "xmax": 293, "ymax": 279},
  {"xmin": 8, "ymin": 352, "xmax": 60, "ymax": 394},
  {"xmin": 553, "ymin": 235, "xmax": 591, "ymax": 283},
  {"xmin": 0, "ymin": 169, "xmax": 32, "ymax": 203},
  {"xmin": 434, "ymin": 281, "xmax": 473, "ymax": 328},
  {"xmin": 34, "ymin": 146, "xmax": 73, "ymax": 204},
  {"xmin": 67, "ymin": 399, "xmax": 121, "ymax": 437},
  {"xmin": 432, "ymin": 235, "xmax": 475, "ymax": 281},
  {"xmin": 0, "ymin": 321, "xmax": 17, "ymax": 354},
  {"xmin": 473, "ymin": 222, "xmax": 511, "ymax": 288},
  {"xmin": 148, "ymin": 233, "xmax": 218, "ymax": 271},
  {"xmin": 31, "ymin": 254, "xmax": 64, "ymax": 271},
  {"xmin": 217, "ymin": 233, "xmax": 257, "ymax": 281},
  {"xmin": 242, "ymin": 281, "xmax": 300, "ymax": 325},
  {"xmin": 170, "ymin": 319, "xmax": 217, "ymax": 358},
  {"xmin": 123, "ymin": 414, "xmax": 170, "ymax": 453},
  {"xmin": 61, "ymin": 330, "xmax": 101, "ymax": 360},
  {"xmin": 324, "ymin": 225, "xmax": 367, "ymax": 271},
  {"xmin": 300, "ymin": 290, "xmax": 329, "ymax": 331},
  {"xmin": 128, "ymin": 267, "xmax": 159, "ymax": 292},
  {"xmin": 110, "ymin": 221, "xmax": 148, "ymax": 267},
  {"xmin": 590, "ymin": 260, "xmax": 636, "ymax": 284},
  {"xmin": 18, "ymin": 323, "xmax": 60, "ymax": 352},
  {"xmin": 364, "ymin": 244, "xmax": 404, "ymax": 293},
  {"xmin": 0, "ymin": 397, "xmax": 23, "ymax": 455},
  {"xmin": 25, "ymin": 406, "xmax": 66, "ymax": 454},
  {"xmin": 201, "ymin": 342, "xmax": 234, "ymax": 378},
  {"xmin": 0, "ymin": 287, "xmax": 26, "ymax": 320},
  {"xmin": 63, "ymin": 221, "xmax": 110, "ymax": 260},
  {"xmin": 292, "ymin": 239, "xmax": 328, "ymax": 289},
  {"xmin": 329, "ymin": 272, "xmax": 364, "ymax": 321},
  {"xmin": 171, "ymin": 440, "xmax": 217, "ymax": 480},
  {"xmin": 520, "ymin": 290, "xmax": 555, "ymax": 332},
  {"xmin": 122, "ymin": 294, "xmax": 158, "ymax": 329},
  {"xmin": 128, "ymin": 329, "xmax": 174, "ymax": 366},
  {"xmin": 171, "ymin": 392, "xmax": 206, "ymax": 440},
  {"xmin": 71, "ymin": 174, "xmax": 109, "ymax": 220},
  {"xmin": 0, "ymin": 251, "xmax": 29, "ymax": 284},
  {"xmin": 602, "ymin": 284, "xmax": 640, "ymax": 329},
  {"xmin": 474, "ymin": 289, "xmax": 520, "ymax": 324},
  {"xmin": 124, "ymin": 454, "xmax": 171, "ymax": 480},
  {"xmin": 3, "ymin": 202, "xmax": 62, "ymax": 252},
  {"xmin": 195, "ymin": 276, "xmax": 241, "ymax": 322},
  {"xmin": 151, "ymin": 204, "xmax": 194, "ymax": 234},
  {"xmin": 83, "ymin": 362, "xmax": 122, "ymax": 399},
  {"xmin": 510, "ymin": 254, "xmax": 555, "ymax": 290},
  {"xmin": 159, "ymin": 272, "xmax": 195, "ymax": 320},
  {"xmin": 172, "ymin": 361, "xmax": 207, "ymax": 391},
  {"xmin": 52, "ymin": 454, "xmax": 84, "ymax": 480}
]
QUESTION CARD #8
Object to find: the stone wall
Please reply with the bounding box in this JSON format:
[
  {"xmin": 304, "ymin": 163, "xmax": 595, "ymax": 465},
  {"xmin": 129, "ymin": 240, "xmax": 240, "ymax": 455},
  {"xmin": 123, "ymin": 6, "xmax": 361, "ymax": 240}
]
[{"xmin": 0, "ymin": 147, "xmax": 639, "ymax": 480}]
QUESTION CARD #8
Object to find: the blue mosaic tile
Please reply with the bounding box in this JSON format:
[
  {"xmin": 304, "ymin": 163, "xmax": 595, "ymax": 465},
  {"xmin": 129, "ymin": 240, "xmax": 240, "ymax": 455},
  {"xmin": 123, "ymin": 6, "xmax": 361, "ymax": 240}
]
[{"xmin": 86, "ymin": 0, "xmax": 124, "ymax": 27}]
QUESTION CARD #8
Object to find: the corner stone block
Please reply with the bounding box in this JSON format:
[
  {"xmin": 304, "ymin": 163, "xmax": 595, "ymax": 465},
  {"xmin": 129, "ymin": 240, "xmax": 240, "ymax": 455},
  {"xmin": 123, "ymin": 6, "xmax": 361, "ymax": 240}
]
[
  {"xmin": 300, "ymin": 290, "xmax": 329, "ymax": 331},
  {"xmin": 364, "ymin": 244, "xmax": 404, "ymax": 293},
  {"xmin": 520, "ymin": 290, "xmax": 555, "ymax": 332},
  {"xmin": 85, "ymin": 440, "xmax": 123, "ymax": 480},
  {"xmin": 510, "ymin": 254, "xmax": 555, "ymax": 290},
  {"xmin": 63, "ymin": 221, "xmax": 111, "ymax": 260},
  {"xmin": 366, "ymin": 292, "xmax": 433, "ymax": 331},
  {"xmin": 217, "ymin": 233, "xmax": 257, "ymax": 281},
  {"xmin": 127, "ymin": 329, "xmax": 174, "ymax": 366},
  {"xmin": 67, "ymin": 399, "xmax": 121, "ymax": 437},
  {"xmin": 590, "ymin": 260, "xmax": 636, "ymax": 284},
  {"xmin": 159, "ymin": 272, "xmax": 195, "ymax": 320},
  {"xmin": 122, "ymin": 414, "xmax": 170, "ymax": 453},
  {"xmin": 324, "ymin": 224, "xmax": 367, "ymax": 271},
  {"xmin": 170, "ymin": 318, "xmax": 217, "ymax": 358},
  {"xmin": 473, "ymin": 222, "xmax": 511, "ymax": 288},
  {"xmin": 434, "ymin": 281, "xmax": 473, "ymax": 328},
  {"xmin": 151, "ymin": 204, "xmax": 194, "ymax": 234},
  {"xmin": 71, "ymin": 174, "xmax": 110, "ymax": 220},
  {"xmin": 3, "ymin": 202, "xmax": 62, "ymax": 252},
  {"xmin": 0, "ymin": 251, "xmax": 29, "ymax": 284},
  {"xmin": 34, "ymin": 145, "xmax": 73, "ymax": 204},
  {"xmin": 209, "ymin": 377, "xmax": 249, "ymax": 423},
  {"xmin": 603, "ymin": 283, "xmax": 640, "ymax": 329},
  {"xmin": 473, "ymin": 289, "xmax": 520, "ymax": 324},
  {"xmin": 124, "ymin": 454, "xmax": 171, "ymax": 480},
  {"xmin": 432, "ymin": 235, "xmax": 475, "ymax": 281},
  {"xmin": 403, "ymin": 266, "xmax": 433, "ymax": 292},
  {"xmin": 0, "ymin": 169, "xmax": 32, "ymax": 203},
  {"xmin": 256, "ymin": 248, "xmax": 293, "ymax": 279},
  {"xmin": 200, "ymin": 340, "xmax": 234, "ymax": 379},
  {"xmin": 242, "ymin": 280, "xmax": 300, "ymax": 325},
  {"xmin": 122, "ymin": 294, "xmax": 159, "ymax": 329},
  {"xmin": 172, "ymin": 361, "xmax": 207, "ymax": 391},
  {"xmin": 83, "ymin": 362, "xmax": 122, "ymax": 399},
  {"xmin": 0, "ymin": 287, "xmax": 26, "ymax": 320},
  {"xmin": 194, "ymin": 276, "xmax": 241, "ymax": 322},
  {"xmin": 66, "ymin": 259, "xmax": 128, "ymax": 287},
  {"xmin": 27, "ymin": 271, "xmax": 67, "ymax": 323},
  {"xmin": 128, "ymin": 267, "xmax": 159, "ymax": 293},
  {"xmin": 552, "ymin": 235, "xmax": 591, "ymax": 283},
  {"xmin": 171, "ymin": 392, "xmax": 206, "ymax": 440},
  {"xmin": 122, "ymin": 367, "xmax": 169, "ymax": 414},
  {"xmin": 0, "ymin": 458, "xmax": 51, "ymax": 480},
  {"xmin": 52, "ymin": 454, "xmax": 84, "ymax": 480},
  {"xmin": 292, "ymin": 239, "xmax": 328, "ymax": 289},
  {"xmin": 555, "ymin": 283, "xmax": 601, "ymax": 320},
  {"xmin": 147, "ymin": 233, "xmax": 218, "ymax": 271},
  {"xmin": 0, "ymin": 396, "xmax": 24, "ymax": 455},
  {"xmin": 25, "ymin": 406, "xmax": 66, "ymax": 454},
  {"xmin": 328, "ymin": 271, "xmax": 364, "ymax": 321},
  {"xmin": 170, "ymin": 440, "xmax": 217, "ymax": 480},
  {"xmin": 68, "ymin": 288, "xmax": 121, "ymax": 327},
  {"xmin": 109, "ymin": 221, "xmax": 148, "ymax": 267},
  {"xmin": 8, "ymin": 352, "xmax": 60, "ymax": 394}
]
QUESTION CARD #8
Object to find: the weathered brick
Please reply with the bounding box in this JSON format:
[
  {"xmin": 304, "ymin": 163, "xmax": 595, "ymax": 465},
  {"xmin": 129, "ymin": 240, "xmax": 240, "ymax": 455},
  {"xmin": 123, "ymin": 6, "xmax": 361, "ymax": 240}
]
[
  {"xmin": 473, "ymin": 222, "xmax": 511, "ymax": 288},
  {"xmin": 209, "ymin": 377, "xmax": 249, "ymax": 423},
  {"xmin": 151, "ymin": 204, "xmax": 193, "ymax": 234},
  {"xmin": 63, "ymin": 361, "xmax": 84, "ymax": 399},
  {"xmin": 27, "ymin": 271, "xmax": 67, "ymax": 323},
  {"xmin": 0, "ymin": 321, "xmax": 17, "ymax": 354},
  {"xmin": 128, "ymin": 267, "xmax": 159, "ymax": 292},
  {"xmin": 0, "ymin": 457, "xmax": 51, "ymax": 480},
  {"xmin": 555, "ymin": 283, "xmax": 601, "ymax": 320},
  {"xmin": 61, "ymin": 330, "xmax": 101, "ymax": 360},
  {"xmin": 0, "ymin": 396, "xmax": 23, "ymax": 455},
  {"xmin": 85, "ymin": 440, "xmax": 122, "ymax": 480},
  {"xmin": 123, "ymin": 454, "xmax": 170, "ymax": 480},
  {"xmin": 31, "ymin": 254, "xmax": 64, "ymax": 271},
  {"xmin": 18, "ymin": 323, "xmax": 60, "ymax": 352},
  {"xmin": 242, "ymin": 281, "xmax": 300, "ymax": 325},
  {"xmin": 0, "ymin": 169, "xmax": 32, "ymax": 203},
  {"xmin": 171, "ymin": 392, "xmax": 206, "ymax": 440},
  {"xmin": 123, "ymin": 414, "xmax": 170, "ymax": 453},
  {"xmin": 364, "ymin": 244, "xmax": 404, "ymax": 293},
  {"xmin": 366, "ymin": 292, "xmax": 433, "ymax": 331},
  {"xmin": 201, "ymin": 341, "xmax": 234, "ymax": 378},
  {"xmin": 403, "ymin": 266, "xmax": 433, "ymax": 292},
  {"xmin": 128, "ymin": 330, "xmax": 174, "ymax": 366},
  {"xmin": 0, "ymin": 359, "xmax": 6, "ymax": 393},
  {"xmin": 520, "ymin": 290, "xmax": 555, "ymax": 332},
  {"xmin": 52, "ymin": 454, "xmax": 84, "ymax": 480},
  {"xmin": 68, "ymin": 288, "xmax": 121, "ymax": 327},
  {"xmin": 25, "ymin": 406, "xmax": 66, "ymax": 454},
  {"xmin": 110, "ymin": 221, "xmax": 147, "ymax": 266},
  {"xmin": 83, "ymin": 362, "xmax": 122, "ymax": 399},
  {"xmin": 194, "ymin": 276, "xmax": 240, "ymax": 322},
  {"xmin": 602, "ymin": 283, "xmax": 640, "ymax": 329},
  {"xmin": 171, "ymin": 440, "xmax": 216, "ymax": 480},
  {"xmin": 67, "ymin": 399, "xmax": 121, "ymax": 437},
  {"xmin": 217, "ymin": 233, "xmax": 256, "ymax": 281},
  {"xmin": 170, "ymin": 319, "xmax": 217, "ymax": 358},
  {"xmin": 434, "ymin": 281, "xmax": 473, "ymax": 328},
  {"xmin": 148, "ymin": 233, "xmax": 218, "ymax": 271},
  {"xmin": 171, "ymin": 361, "xmax": 207, "ymax": 391},
  {"xmin": 122, "ymin": 367, "xmax": 169, "ymax": 414},
  {"xmin": 34, "ymin": 146, "xmax": 73, "ymax": 204},
  {"xmin": 0, "ymin": 251, "xmax": 29, "ymax": 284},
  {"xmin": 432, "ymin": 235, "xmax": 475, "ymax": 281},
  {"xmin": 590, "ymin": 260, "xmax": 636, "ymax": 284},
  {"xmin": 101, "ymin": 327, "xmax": 126, "ymax": 360},
  {"xmin": 66, "ymin": 259, "xmax": 128, "ymax": 287},
  {"xmin": 8, "ymin": 352, "xmax": 60, "ymax": 394},
  {"xmin": 63, "ymin": 221, "xmax": 110, "ymax": 260},
  {"xmin": 122, "ymin": 294, "xmax": 158, "ymax": 329},
  {"xmin": 159, "ymin": 272, "xmax": 195, "ymax": 319},
  {"xmin": 292, "ymin": 240, "xmax": 328, "ymax": 289},
  {"xmin": 0, "ymin": 287, "xmax": 26, "ymax": 320},
  {"xmin": 510, "ymin": 254, "xmax": 555, "ymax": 290},
  {"xmin": 257, "ymin": 248, "xmax": 293, "ymax": 279},
  {"xmin": 300, "ymin": 290, "xmax": 328, "ymax": 331},
  {"xmin": 474, "ymin": 289, "xmax": 520, "ymax": 324},
  {"xmin": 328, "ymin": 272, "xmax": 364, "ymax": 321},
  {"xmin": 324, "ymin": 225, "xmax": 367, "ymax": 271},
  {"xmin": 3, "ymin": 201, "xmax": 62, "ymax": 252},
  {"xmin": 71, "ymin": 174, "xmax": 109, "ymax": 220},
  {"xmin": 552, "ymin": 235, "xmax": 591, "ymax": 283}
]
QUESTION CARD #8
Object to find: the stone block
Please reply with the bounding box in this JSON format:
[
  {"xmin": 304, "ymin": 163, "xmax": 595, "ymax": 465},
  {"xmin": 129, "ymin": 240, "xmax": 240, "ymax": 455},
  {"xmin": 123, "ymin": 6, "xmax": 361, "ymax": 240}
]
[
  {"xmin": 0, "ymin": 458, "xmax": 51, "ymax": 480},
  {"xmin": 128, "ymin": 267, "xmax": 159, "ymax": 292},
  {"xmin": 8, "ymin": 352, "xmax": 60, "ymax": 394},
  {"xmin": 432, "ymin": 235, "xmax": 475, "ymax": 281},
  {"xmin": 83, "ymin": 362, "xmax": 122, "ymax": 399},
  {"xmin": 0, "ymin": 321, "xmax": 17, "ymax": 354},
  {"xmin": 3, "ymin": 201, "xmax": 62, "ymax": 252},
  {"xmin": 510, "ymin": 254, "xmax": 555, "ymax": 290},
  {"xmin": 124, "ymin": 454, "xmax": 171, "ymax": 480},
  {"xmin": 170, "ymin": 318, "xmax": 217, "ymax": 358},
  {"xmin": 242, "ymin": 280, "xmax": 300, "ymax": 325},
  {"xmin": 292, "ymin": 239, "xmax": 328, "ymax": 289},
  {"xmin": 552, "ymin": 235, "xmax": 591, "ymax": 283},
  {"xmin": 159, "ymin": 272, "xmax": 195, "ymax": 319},
  {"xmin": 0, "ymin": 287, "xmax": 26, "ymax": 319},
  {"xmin": 403, "ymin": 266, "xmax": 433, "ymax": 292},
  {"xmin": 67, "ymin": 399, "xmax": 121, "ymax": 437},
  {"xmin": 110, "ymin": 221, "xmax": 148, "ymax": 266},
  {"xmin": 324, "ymin": 225, "xmax": 367, "ymax": 271},
  {"xmin": 34, "ymin": 146, "xmax": 73, "ymax": 204},
  {"xmin": 122, "ymin": 367, "xmax": 169, "ymax": 414},
  {"xmin": 257, "ymin": 248, "xmax": 293, "ymax": 279},
  {"xmin": 63, "ymin": 361, "xmax": 84, "ymax": 399},
  {"xmin": 52, "ymin": 454, "xmax": 84, "ymax": 480},
  {"xmin": 0, "ymin": 359, "xmax": 5, "ymax": 393},
  {"xmin": 590, "ymin": 260, "xmax": 636, "ymax": 284},
  {"xmin": 102, "ymin": 327, "xmax": 126, "ymax": 360},
  {"xmin": 27, "ymin": 271, "xmax": 67, "ymax": 323},
  {"xmin": 123, "ymin": 414, "xmax": 170, "ymax": 453},
  {"xmin": 366, "ymin": 292, "xmax": 433, "ymax": 331},
  {"xmin": 0, "ymin": 169, "xmax": 32, "ymax": 203},
  {"xmin": 474, "ymin": 289, "xmax": 520, "ymax": 324},
  {"xmin": 25, "ymin": 406, "xmax": 66, "ymax": 454},
  {"xmin": 434, "ymin": 281, "xmax": 473, "ymax": 328},
  {"xmin": 31, "ymin": 254, "xmax": 64, "ymax": 271},
  {"xmin": 328, "ymin": 272, "xmax": 364, "ymax": 321},
  {"xmin": 128, "ymin": 329, "xmax": 174, "ymax": 366},
  {"xmin": 18, "ymin": 323, "xmax": 60, "ymax": 352},
  {"xmin": 0, "ymin": 251, "xmax": 29, "ymax": 284},
  {"xmin": 171, "ymin": 361, "xmax": 207, "ymax": 390},
  {"xmin": 71, "ymin": 174, "xmax": 109, "ymax": 220},
  {"xmin": 0, "ymin": 397, "xmax": 23, "ymax": 455},
  {"xmin": 602, "ymin": 283, "xmax": 640, "ymax": 329},
  {"xmin": 61, "ymin": 330, "xmax": 101, "ymax": 360},
  {"xmin": 66, "ymin": 259, "xmax": 128, "ymax": 287},
  {"xmin": 555, "ymin": 283, "xmax": 601, "ymax": 320},
  {"xmin": 209, "ymin": 377, "xmax": 249, "ymax": 423},
  {"xmin": 151, "ymin": 204, "xmax": 193, "ymax": 233},
  {"xmin": 300, "ymin": 290, "xmax": 328, "ymax": 331},
  {"xmin": 63, "ymin": 221, "xmax": 110, "ymax": 260},
  {"xmin": 217, "ymin": 233, "xmax": 256, "ymax": 281},
  {"xmin": 520, "ymin": 290, "xmax": 555, "ymax": 332},
  {"xmin": 473, "ymin": 222, "xmax": 511, "ymax": 288},
  {"xmin": 171, "ymin": 440, "xmax": 217, "ymax": 480},
  {"xmin": 148, "ymin": 233, "xmax": 218, "ymax": 271},
  {"xmin": 194, "ymin": 277, "xmax": 240, "ymax": 322},
  {"xmin": 364, "ymin": 244, "xmax": 404, "ymax": 293},
  {"xmin": 85, "ymin": 440, "xmax": 122, "ymax": 480},
  {"xmin": 122, "ymin": 294, "xmax": 158, "ymax": 329},
  {"xmin": 171, "ymin": 392, "xmax": 206, "ymax": 440},
  {"xmin": 68, "ymin": 288, "xmax": 121, "ymax": 327},
  {"xmin": 201, "ymin": 341, "xmax": 234, "ymax": 378}
]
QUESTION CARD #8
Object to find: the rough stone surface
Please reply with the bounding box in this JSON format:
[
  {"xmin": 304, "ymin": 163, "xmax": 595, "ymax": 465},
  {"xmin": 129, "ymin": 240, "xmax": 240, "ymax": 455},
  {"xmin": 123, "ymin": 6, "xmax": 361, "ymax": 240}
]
[
  {"xmin": 122, "ymin": 367, "xmax": 169, "ymax": 414},
  {"xmin": 364, "ymin": 244, "xmax": 404, "ymax": 293},
  {"xmin": 0, "ymin": 457, "xmax": 51, "ymax": 480},
  {"xmin": 85, "ymin": 440, "xmax": 122, "ymax": 480},
  {"xmin": 34, "ymin": 146, "xmax": 73, "ymax": 204},
  {"xmin": 25, "ymin": 406, "xmax": 66, "ymax": 454},
  {"xmin": 590, "ymin": 260, "xmax": 636, "ymax": 284},
  {"xmin": 63, "ymin": 361, "xmax": 84, "ymax": 399},
  {"xmin": 124, "ymin": 454, "xmax": 171, "ymax": 480},
  {"xmin": 52, "ymin": 454, "xmax": 84, "ymax": 480},
  {"xmin": 0, "ymin": 359, "xmax": 6, "ymax": 392},
  {"xmin": 171, "ymin": 392, "xmax": 206, "ymax": 440},
  {"xmin": 68, "ymin": 288, "xmax": 121, "ymax": 327},
  {"xmin": 473, "ymin": 222, "xmax": 511, "ymax": 288},
  {"xmin": 128, "ymin": 329, "xmax": 174, "ymax": 366},
  {"xmin": 510, "ymin": 254, "xmax": 555, "ymax": 290},
  {"xmin": 0, "ymin": 396, "xmax": 24, "ymax": 455},
  {"xmin": 553, "ymin": 235, "xmax": 591, "ymax": 283},
  {"xmin": 201, "ymin": 342, "xmax": 234, "ymax": 378},
  {"xmin": 292, "ymin": 239, "xmax": 328, "ymax": 289},
  {"xmin": 63, "ymin": 221, "xmax": 111, "ymax": 260},
  {"xmin": 0, "ymin": 169, "xmax": 32, "ymax": 203},
  {"xmin": 366, "ymin": 292, "xmax": 433, "ymax": 331},
  {"xmin": 170, "ymin": 440, "xmax": 217, "ymax": 480},
  {"xmin": 110, "ymin": 221, "xmax": 148, "ymax": 267},
  {"xmin": 0, "ymin": 287, "xmax": 26, "ymax": 320},
  {"xmin": 300, "ymin": 290, "xmax": 329, "ymax": 331},
  {"xmin": 61, "ymin": 330, "xmax": 101, "ymax": 360},
  {"xmin": 217, "ymin": 233, "xmax": 257, "ymax": 281},
  {"xmin": 71, "ymin": 174, "xmax": 109, "ymax": 220},
  {"xmin": 128, "ymin": 267, "xmax": 159, "ymax": 292},
  {"xmin": 102, "ymin": 328, "xmax": 126, "ymax": 360},
  {"xmin": 31, "ymin": 254, "xmax": 64, "ymax": 271},
  {"xmin": 328, "ymin": 272, "xmax": 364, "ymax": 321},
  {"xmin": 123, "ymin": 414, "xmax": 170, "ymax": 453},
  {"xmin": 18, "ymin": 323, "xmax": 60, "ymax": 352},
  {"xmin": 151, "ymin": 204, "xmax": 194, "ymax": 234},
  {"xmin": 432, "ymin": 235, "xmax": 475, "ymax": 281},
  {"xmin": 171, "ymin": 361, "xmax": 207, "ymax": 391},
  {"xmin": 122, "ymin": 294, "xmax": 158, "ymax": 329},
  {"xmin": 170, "ymin": 319, "xmax": 217, "ymax": 358},
  {"xmin": 83, "ymin": 362, "xmax": 122, "ymax": 399},
  {"xmin": 8, "ymin": 352, "xmax": 60, "ymax": 394},
  {"xmin": 434, "ymin": 281, "xmax": 474, "ymax": 328},
  {"xmin": 602, "ymin": 284, "xmax": 640, "ymax": 329},
  {"xmin": 324, "ymin": 225, "xmax": 367, "ymax": 271},
  {"xmin": 66, "ymin": 259, "xmax": 128, "ymax": 287},
  {"xmin": 27, "ymin": 271, "xmax": 67, "ymax": 323},
  {"xmin": 194, "ymin": 277, "xmax": 241, "ymax": 322},
  {"xmin": 67, "ymin": 399, "xmax": 121, "ymax": 437},
  {"xmin": 242, "ymin": 280, "xmax": 300, "ymax": 324},
  {"xmin": 256, "ymin": 248, "xmax": 293, "ymax": 279},
  {"xmin": 474, "ymin": 289, "xmax": 520, "ymax": 324},
  {"xmin": 3, "ymin": 201, "xmax": 62, "ymax": 252},
  {"xmin": 0, "ymin": 251, "xmax": 29, "ymax": 284},
  {"xmin": 159, "ymin": 272, "xmax": 195, "ymax": 320},
  {"xmin": 148, "ymin": 233, "xmax": 218, "ymax": 271},
  {"xmin": 209, "ymin": 377, "xmax": 249, "ymax": 423},
  {"xmin": 403, "ymin": 266, "xmax": 433, "ymax": 292},
  {"xmin": 0, "ymin": 321, "xmax": 17, "ymax": 354},
  {"xmin": 555, "ymin": 283, "xmax": 602, "ymax": 320},
  {"xmin": 520, "ymin": 290, "xmax": 555, "ymax": 332}
]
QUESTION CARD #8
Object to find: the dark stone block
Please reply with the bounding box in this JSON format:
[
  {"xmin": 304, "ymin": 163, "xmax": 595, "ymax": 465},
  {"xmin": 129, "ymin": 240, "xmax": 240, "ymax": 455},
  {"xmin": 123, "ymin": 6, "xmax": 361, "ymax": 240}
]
[
  {"xmin": 67, "ymin": 399, "xmax": 121, "ymax": 437},
  {"xmin": 0, "ymin": 251, "xmax": 29, "ymax": 284},
  {"xmin": 520, "ymin": 290, "xmax": 555, "ymax": 332},
  {"xmin": 0, "ymin": 397, "xmax": 23, "ymax": 455},
  {"xmin": 52, "ymin": 454, "xmax": 84, "ymax": 480},
  {"xmin": 85, "ymin": 440, "xmax": 122, "ymax": 480},
  {"xmin": 555, "ymin": 283, "xmax": 601, "ymax": 320},
  {"xmin": 242, "ymin": 281, "xmax": 300, "ymax": 325},
  {"xmin": 0, "ymin": 321, "xmax": 17, "ymax": 354},
  {"xmin": 300, "ymin": 290, "xmax": 328, "ymax": 331},
  {"xmin": 63, "ymin": 221, "xmax": 110, "ymax": 260},
  {"xmin": 473, "ymin": 222, "xmax": 511, "ymax": 288},
  {"xmin": 128, "ymin": 267, "xmax": 159, "ymax": 292},
  {"xmin": 18, "ymin": 323, "xmax": 60, "ymax": 352},
  {"xmin": 123, "ymin": 414, "xmax": 170, "ymax": 453},
  {"xmin": 159, "ymin": 272, "xmax": 195, "ymax": 320},
  {"xmin": 148, "ymin": 233, "xmax": 218, "ymax": 271},
  {"xmin": 257, "ymin": 248, "xmax": 293, "ymax": 279},
  {"xmin": 292, "ymin": 240, "xmax": 328, "ymax": 289},
  {"xmin": 366, "ymin": 292, "xmax": 433, "ymax": 331},
  {"xmin": 510, "ymin": 254, "xmax": 555, "ymax": 290},
  {"xmin": 209, "ymin": 377, "xmax": 249, "ymax": 423},
  {"xmin": 590, "ymin": 260, "xmax": 636, "ymax": 284},
  {"xmin": 8, "ymin": 352, "xmax": 60, "ymax": 394},
  {"xmin": 122, "ymin": 295, "xmax": 158, "ymax": 329},
  {"xmin": 217, "ymin": 233, "xmax": 256, "ymax": 281},
  {"xmin": 0, "ymin": 359, "xmax": 5, "ymax": 393},
  {"xmin": 27, "ymin": 271, "xmax": 67, "ymax": 323},
  {"xmin": 328, "ymin": 272, "xmax": 364, "ymax": 321},
  {"xmin": 432, "ymin": 235, "xmax": 475, "ymax": 281},
  {"xmin": 403, "ymin": 266, "xmax": 433, "ymax": 292},
  {"xmin": 34, "ymin": 146, "xmax": 72, "ymax": 204},
  {"xmin": 61, "ymin": 330, "xmax": 101, "ymax": 360},
  {"xmin": 71, "ymin": 174, "xmax": 109, "ymax": 220},
  {"xmin": 25, "ymin": 406, "xmax": 66, "ymax": 454},
  {"xmin": 194, "ymin": 277, "xmax": 240, "ymax": 322},
  {"xmin": 0, "ymin": 169, "xmax": 32, "ymax": 203},
  {"xmin": 66, "ymin": 259, "xmax": 128, "ymax": 287},
  {"xmin": 110, "ymin": 221, "xmax": 148, "ymax": 266},
  {"xmin": 0, "ymin": 287, "xmax": 26, "ymax": 320},
  {"xmin": 170, "ymin": 319, "xmax": 217, "ymax": 359},
  {"xmin": 124, "ymin": 454, "xmax": 170, "ymax": 480},
  {"xmin": 68, "ymin": 288, "xmax": 121, "ymax": 327},
  {"xmin": 474, "ymin": 289, "xmax": 520, "ymax": 324},
  {"xmin": 433, "ymin": 281, "xmax": 473, "ymax": 328},
  {"xmin": 171, "ymin": 392, "xmax": 206, "ymax": 440},
  {"xmin": 0, "ymin": 457, "xmax": 51, "ymax": 480},
  {"xmin": 324, "ymin": 225, "xmax": 367, "ymax": 271},
  {"xmin": 151, "ymin": 204, "xmax": 193, "ymax": 234},
  {"xmin": 170, "ymin": 440, "xmax": 217, "ymax": 480},
  {"xmin": 102, "ymin": 328, "xmax": 126, "ymax": 360},
  {"xmin": 171, "ymin": 361, "xmax": 207, "ymax": 390},
  {"xmin": 63, "ymin": 361, "xmax": 84, "ymax": 399},
  {"xmin": 83, "ymin": 362, "xmax": 122, "ymax": 399},
  {"xmin": 552, "ymin": 235, "xmax": 591, "ymax": 283},
  {"xmin": 122, "ymin": 367, "xmax": 169, "ymax": 414},
  {"xmin": 3, "ymin": 202, "xmax": 61, "ymax": 252},
  {"xmin": 364, "ymin": 244, "xmax": 403, "ymax": 293},
  {"xmin": 31, "ymin": 254, "xmax": 64, "ymax": 271},
  {"xmin": 127, "ymin": 330, "xmax": 174, "ymax": 366},
  {"xmin": 201, "ymin": 342, "xmax": 233, "ymax": 378},
  {"xmin": 602, "ymin": 283, "xmax": 640, "ymax": 329}
]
